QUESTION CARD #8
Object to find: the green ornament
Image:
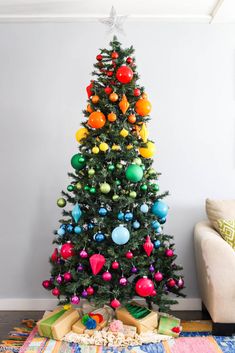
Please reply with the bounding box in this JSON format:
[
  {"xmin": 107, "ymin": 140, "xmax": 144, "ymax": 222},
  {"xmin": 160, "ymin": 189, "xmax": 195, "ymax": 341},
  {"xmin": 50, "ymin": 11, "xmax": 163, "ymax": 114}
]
[
  {"xmin": 129, "ymin": 191, "xmax": 137, "ymax": 198},
  {"xmin": 71, "ymin": 154, "xmax": 86, "ymax": 170},
  {"xmin": 108, "ymin": 164, "xmax": 115, "ymax": 171},
  {"xmin": 126, "ymin": 164, "xmax": 144, "ymax": 183},
  {"xmin": 75, "ymin": 182, "xmax": 82, "ymax": 190},
  {"xmin": 141, "ymin": 184, "xmax": 148, "ymax": 191},
  {"xmin": 112, "ymin": 194, "xmax": 119, "ymax": 201},
  {"xmin": 133, "ymin": 158, "xmax": 142, "ymax": 165},
  {"xmin": 90, "ymin": 187, "xmax": 96, "ymax": 194},
  {"xmin": 88, "ymin": 168, "xmax": 95, "ymax": 176},
  {"xmin": 116, "ymin": 163, "xmax": 123, "ymax": 169},
  {"xmin": 100, "ymin": 183, "xmax": 111, "ymax": 194},
  {"xmin": 84, "ymin": 185, "xmax": 90, "ymax": 191},
  {"xmin": 116, "ymin": 180, "xmax": 121, "ymax": 186},
  {"xmin": 57, "ymin": 198, "xmax": 66, "ymax": 208},
  {"xmin": 152, "ymin": 184, "xmax": 159, "ymax": 192},
  {"xmin": 67, "ymin": 185, "xmax": 74, "ymax": 192},
  {"xmin": 149, "ymin": 168, "xmax": 156, "ymax": 175}
]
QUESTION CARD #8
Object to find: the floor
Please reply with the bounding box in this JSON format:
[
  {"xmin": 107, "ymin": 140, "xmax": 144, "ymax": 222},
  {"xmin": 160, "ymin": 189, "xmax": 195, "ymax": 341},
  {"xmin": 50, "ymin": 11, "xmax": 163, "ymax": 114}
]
[{"xmin": 0, "ymin": 310, "xmax": 209, "ymax": 341}]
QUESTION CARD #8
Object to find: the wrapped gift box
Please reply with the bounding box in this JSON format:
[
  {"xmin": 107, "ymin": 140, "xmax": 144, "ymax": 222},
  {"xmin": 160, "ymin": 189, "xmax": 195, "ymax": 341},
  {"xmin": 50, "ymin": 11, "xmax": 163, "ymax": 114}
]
[
  {"xmin": 37, "ymin": 306, "xmax": 80, "ymax": 340},
  {"xmin": 157, "ymin": 315, "xmax": 181, "ymax": 337},
  {"xmin": 116, "ymin": 302, "xmax": 158, "ymax": 334}
]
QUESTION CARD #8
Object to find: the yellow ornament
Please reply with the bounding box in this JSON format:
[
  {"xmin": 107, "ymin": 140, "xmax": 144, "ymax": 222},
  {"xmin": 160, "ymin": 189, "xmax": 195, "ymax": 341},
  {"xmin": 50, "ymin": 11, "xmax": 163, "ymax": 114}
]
[
  {"xmin": 75, "ymin": 127, "xmax": 89, "ymax": 143},
  {"xmin": 119, "ymin": 94, "xmax": 130, "ymax": 114},
  {"xmin": 120, "ymin": 128, "xmax": 129, "ymax": 138},
  {"xmin": 92, "ymin": 146, "xmax": 99, "ymax": 154},
  {"xmin": 126, "ymin": 144, "xmax": 133, "ymax": 150},
  {"xmin": 112, "ymin": 144, "xmax": 121, "ymax": 151},
  {"xmin": 99, "ymin": 142, "xmax": 109, "ymax": 152},
  {"xmin": 139, "ymin": 123, "xmax": 149, "ymax": 143},
  {"xmin": 139, "ymin": 141, "xmax": 155, "ymax": 158}
]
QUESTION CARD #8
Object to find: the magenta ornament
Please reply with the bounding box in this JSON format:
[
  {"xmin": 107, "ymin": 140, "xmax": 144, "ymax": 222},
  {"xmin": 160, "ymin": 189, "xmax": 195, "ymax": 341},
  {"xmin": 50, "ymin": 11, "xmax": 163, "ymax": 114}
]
[
  {"xmin": 77, "ymin": 264, "xmax": 83, "ymax": 271},
  {"xmin": 56, "ymin": 275, "xmax": 63, "ymax": 284},
  {"xmin": 165, "ymin": 249, "xmax": 174, "ymax": 257},
  {"xmin": 64, "ymin": 272, "xmax": 72, "ymax": 282},
  {"xmin": 42, "ymin": 280, "xmax": 50, "ymax": 289},
  {"xmin": 154, "ymin": 271, "xmax": 163, "ymax": 282},
  {"xmin": 102, "ymin": 271, "xmax": 112, "ymax": 281},
  {"xmin": 119, "ymin": 277, "xmax": 127, "ymax": 286},
  {"xmin": 71, "ymin": 295, "xmax": 80, "ymax": 304},
  {"xmin": 80, "ymin": 249, "xmax": 88, "ymax": 258}
]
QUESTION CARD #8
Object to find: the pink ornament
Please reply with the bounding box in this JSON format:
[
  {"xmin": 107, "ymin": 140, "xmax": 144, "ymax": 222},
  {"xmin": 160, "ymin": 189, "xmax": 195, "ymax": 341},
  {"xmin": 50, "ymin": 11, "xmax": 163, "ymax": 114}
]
[
  {"xmin": 102, "ymin": 271, "xmax": 112, "ymax": 281},
  {"xmin": 56, "ymin": 275, "xmax": 63, "ymax": 284},
  {"xmin": 119, "ymin": 277, "xmax": 127, "ymax": 286},
  {"xmin": 89, "ymin": 254, "xmax": 106, "ymax": 275},
  {"xmin": 42, "ymin": 280, "xmax": 50, "ymax": 289},
  {"xmin": 167, "ymin": 278, "xmax": 176, "ymax": 287},
  {"xmin": 61, "ymin": 243, "xmax": 75, "ymax": 260},
  {"xmin": 111, "ymin": 261, "xmax": 119, "ymax": 270},
  {"xmin": 110, "ymin": 298, "xmax": 121, "ymax": 309},
  {"xmin": 71, "ymin": 295, "xmax": 80, "ymax": 304},
  {"xmin": 109, "ymin": 320, "xmax": 124, "ymax": 333},
  {"xmin": 178, "ymin": 277, "xmax": 184, "ymax": 288},
  {"xmin": 143, "ymin": 236, "xmax": 154, "ymax": 257},
  {"xmin": 52, "ymin": 288, "xmax": 60, "ymax": 296},
  {"xmin": 86, "ymin": 286, "xmax": 94, "ymax": 295},
  {"xmin": 125, "ymin": 251, "xmax": 133, "ymax": 259},
  {"xmin": 64, "ymin": 272, "xmax": 72, "ymax": 282},
  {"xmin": 51, "ymin": 248, "xmax": 58, "ymax": 262},
  {"xmin": 80, "ymin": 249, "xmax": 88, "ymax": 258},
  {"xmin": 135, "ymin": 277, "xmax": 154, "ymax": 297},
  {"xmin": 165, "ymin": 249, "xmax": 174, "ymax": 257},
  {"xmin": 154, "ymin": 271, "xmax": 163, "ymax": 282}
]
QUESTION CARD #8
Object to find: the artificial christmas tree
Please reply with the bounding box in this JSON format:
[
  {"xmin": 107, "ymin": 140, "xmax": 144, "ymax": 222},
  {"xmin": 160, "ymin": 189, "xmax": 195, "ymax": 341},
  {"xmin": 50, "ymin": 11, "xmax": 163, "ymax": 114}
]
[{"xmin": 42, "ymin": 36, "xmax": 184, "ymax": 312}]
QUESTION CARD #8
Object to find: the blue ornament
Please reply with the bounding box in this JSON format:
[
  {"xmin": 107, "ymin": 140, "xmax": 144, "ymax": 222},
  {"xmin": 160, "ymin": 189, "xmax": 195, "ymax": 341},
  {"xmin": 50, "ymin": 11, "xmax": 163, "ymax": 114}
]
[
  {"xmin": 57, "ymin": 228, "xmax": 65, "ymax": 236},
  {"xmin": 159, "ymin": 217, "xmax": 167, "ymax": 224},
  {"xmin": 60, "ymin": 224, "xmax": 66, "ymax": 230},
  {"xmin": 151, "ymin": 220, "xmax": 160, "ymax": 229},
  {"xmin": 140, "ymin": 203, "xmax": 149, "ymax": 213},
  {"xmin": 88, "ymin": 223, "xmax": 94, "ymax": 229},
  {"xmin": 156, "ymin": 226, "xmax": 162, "ymax": 234},
  {"xmin": 94, "ymin": 232, "xmax": 105, "ymax": 242},
  {"xmin": 152, "ymin": 200, "xmax": 168, "ymax": 218},
  {"xmin": 118, "ymin": 212, "xmax": 124, "ymax": 221},
  {"xmin": 133, "ymin": 220, "xmax": 140, "ymax": 229},
  {"xmin": 72, "ymin": 203, "xmax": 82, "ymax": 223},
  {"xmin": 112, "ymin": 225, "xmax": 130, "ymax": 245},
  {"xmin": 99, "ymin": 207, "xmax": 108, "ymax": 216},
  {"xmin": 67, "ymin": 224, "xmax": 73, "ymax": 233},
  {"xmin": 74, "ymin": 226, "xmax": 82, "ymax": 234},
  {"xmin": 85, "ymin": 318, "xmax": 97, "ymax": 329},
  {"xmin": 154, "ymin": 240, "xmax": 161, "ymax": 248},
  {"xmin": 125, "ymin": 212, "xmax": 133, "ymax": 222}
]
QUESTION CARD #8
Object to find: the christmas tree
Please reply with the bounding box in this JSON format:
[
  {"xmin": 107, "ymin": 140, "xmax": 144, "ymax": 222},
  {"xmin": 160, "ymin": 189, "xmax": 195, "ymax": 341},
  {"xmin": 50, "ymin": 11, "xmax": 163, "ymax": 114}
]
[{"xmin": 42, "ymin": 37, "xmax": 184, "ymax": 312}]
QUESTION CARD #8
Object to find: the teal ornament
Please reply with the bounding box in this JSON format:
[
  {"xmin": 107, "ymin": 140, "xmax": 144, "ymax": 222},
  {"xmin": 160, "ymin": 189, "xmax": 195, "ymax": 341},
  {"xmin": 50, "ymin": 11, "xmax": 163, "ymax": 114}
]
[
  {"xmin": 67, "ymin": 224, "xmax": 73, "ymax": 233},
  {"xmin": 108, "ymin": 164, "xmax": 115, "ymax": 171},
  {"xmin": 118, "ymin": 211, "xmax": 124, "ymax": 221},
  {"xmin": 67, "ymin": 185, "xmax": 74, "ymax": 192},
  {"xmin": 99, "ymin": 207, "xmax": 107, "ymax": 216},
  {"xmin": 154, "ymin": 240, "xmax": 161, "ymax": 248},
  {"xmin": 72, "ymin": 204, "xmax": 82, "ymax": 223},
  {"xmin": 152, "ymin": 184, "xmax": 159, "ymax": 192},
  {"xmin": 152, "ymin": 220, "xmax": 160, "ymax": 229},
  {"xmin": 126, "ymin": 164, "xmax": 143, "ymax": 183},
  {"xmin": 141, "ymin": 184, "xmax": 148, "ymax": 191},
  {"xmin": 159, "ymin": 217, "xmax": 166, "ymax": 224},
  {"xmin": 74, "ymin": 226, "xmax": 82, "ymax": 234},
  {"xmin": 57, "ymin": 228, "xmax": 65, "ymax": 236},
  {"xmin": 133, "ymin": 220, "xmax": 140, "ymax": 229},
  {"xmin": 152, "ymin": 200, "xmax": 168, "ymax": 218},
  {"xmin": 71, "ymin": 154, "xmax": 86, "ymax": 170},
  {"xmin": 116, "ymin": 180, "xmax": 121, "ymax": 186},
  {"xmin": 84, "ymin": 185, "xmax": 90, "ymax": 191},
  {"xmin": 140, "ymin": 203, "xmax": 149, "ymax": 213},
  {"xmin": 89, "ymin": 187, "xmax": 96, "ymax": 194},
  {"xmin": 112, "ymin": 225, "xmax": 130, "ymax": 245}
]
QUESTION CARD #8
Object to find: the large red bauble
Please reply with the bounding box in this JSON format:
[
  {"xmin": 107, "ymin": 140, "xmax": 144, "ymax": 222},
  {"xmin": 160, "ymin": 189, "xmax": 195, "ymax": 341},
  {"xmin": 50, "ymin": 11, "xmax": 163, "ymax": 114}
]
[
  {"xmin": 110, "ymin": 298, "xmax": 121, "ymax": 309},
  {"xmin": 42, "ymin": 280, "xmax": 50, "ymax": 289},
  {"xmin": 88, "ymin": 111, "xmax": 106, "ymax": 129},
  {"xmin": 135, "ymin": 277, "xmax": 154, "ymax": 297},
  {"xmin": 86, "ymin": 286, "xmax": 94, "ymax": 295},
  {"xmin": 143, "ymin": 236, "xmax": 154, "ymax": 257},
  {"xmin": 60, "ymin": 243, "xmax": 75, "ymax": 260},
  {"xmin": 111, "ymin": 261, "xmax": 119, "ymax": 270},
  {"xmin": 89, "ymin": 254, "xmax": 106, "ymax": 275},
  {"xmin": 116, "ymin": 66, "xmax": 133, "ymax": 84},
  {"xmin": 51, "ymin": 248, "xmax": 58, "ymax": 262},
  {"xmin": 104, "ymin": 86, "xmax": 113, "ymax": 95},
  {"xmin": 52, "ymin": 288, "xmax": 60, "ymax": 296}
]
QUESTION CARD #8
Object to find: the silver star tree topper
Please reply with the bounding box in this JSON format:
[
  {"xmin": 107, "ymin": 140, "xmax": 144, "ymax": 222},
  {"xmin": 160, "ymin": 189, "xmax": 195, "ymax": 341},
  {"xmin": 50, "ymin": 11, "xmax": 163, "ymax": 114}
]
[{"xmin": 99, "ymin": 6, "xmax": 128, "ymax": 35}]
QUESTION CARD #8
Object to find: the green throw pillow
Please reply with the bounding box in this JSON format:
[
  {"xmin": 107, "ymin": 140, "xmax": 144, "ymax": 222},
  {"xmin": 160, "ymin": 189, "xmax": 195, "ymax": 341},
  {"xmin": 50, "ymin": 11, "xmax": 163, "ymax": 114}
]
[{"xmin": 217, "ymin": 220, "xmax": 235, "ymax": 250}]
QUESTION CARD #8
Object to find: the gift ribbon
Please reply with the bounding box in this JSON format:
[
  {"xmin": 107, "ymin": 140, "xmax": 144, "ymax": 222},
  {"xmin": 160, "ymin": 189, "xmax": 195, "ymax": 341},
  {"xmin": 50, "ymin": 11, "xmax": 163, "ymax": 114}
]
[
  {"xmin": 125, "ymin": 303, "xmax": 151, "ymax": 319},
  {"xmin": 39, "ymin": 309, "xmax": 66, "ymax": 338}
]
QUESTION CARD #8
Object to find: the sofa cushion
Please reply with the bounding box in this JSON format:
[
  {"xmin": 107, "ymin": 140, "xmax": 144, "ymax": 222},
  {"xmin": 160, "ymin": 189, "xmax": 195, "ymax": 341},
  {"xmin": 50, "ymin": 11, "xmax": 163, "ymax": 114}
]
[
  {"xmin": 206, "ymin": 199, "xmax": 235, "ymax": 232},
  {"xmin": 217, "ymin": 220, "xmax": 235, "ymax": 250}
]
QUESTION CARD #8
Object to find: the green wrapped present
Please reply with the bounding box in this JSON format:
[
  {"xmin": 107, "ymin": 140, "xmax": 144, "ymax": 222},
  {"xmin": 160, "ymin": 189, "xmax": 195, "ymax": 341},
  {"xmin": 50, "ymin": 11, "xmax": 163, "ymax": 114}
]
[{"xmin": 158, "ymin": 315, "xmax": 181, "ymax": 337}]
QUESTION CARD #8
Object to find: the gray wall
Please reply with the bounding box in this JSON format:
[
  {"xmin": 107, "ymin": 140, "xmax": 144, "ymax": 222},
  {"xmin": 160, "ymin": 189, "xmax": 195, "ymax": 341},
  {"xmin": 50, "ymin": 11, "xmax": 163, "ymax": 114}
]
[{"xmin": 0, "ymin": 22, "xmax": 235, "ymax": 303}]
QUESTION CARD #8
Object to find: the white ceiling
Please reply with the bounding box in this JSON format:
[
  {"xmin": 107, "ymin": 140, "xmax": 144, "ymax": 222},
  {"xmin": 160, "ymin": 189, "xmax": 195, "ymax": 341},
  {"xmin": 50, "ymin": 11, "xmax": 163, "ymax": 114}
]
[{"xmin": 0, "ymin": 0, "xmax": 234, "ymax": 23}]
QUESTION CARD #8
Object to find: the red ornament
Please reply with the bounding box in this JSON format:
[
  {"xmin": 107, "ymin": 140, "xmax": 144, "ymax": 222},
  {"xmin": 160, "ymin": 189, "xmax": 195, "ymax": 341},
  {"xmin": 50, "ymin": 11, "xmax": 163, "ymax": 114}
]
[
  {"xmin": 107, "ymin": 71, "xmax": 113, "ymax": 77},
  {"xmin": 151, "ymin": 289, "xmax": 157, "ymax": 296},
  {"xmin": 154, "ymin": 271, "xmax": 163, "ymax": 282},
  {"xmin": 63, "ymin": 272, "xmax": 72, "ymax": 282},
  {"xmin": 42, "ymin": 280, "xmax": 50, "ymax": 289},
  {"xmin": 165, "ymin": 249, "xmax": 174, "ymax": 257},
  {"xmin": 110, "ymin": 298, "xmax": 121, "ymax": 309},
  {"xmin": 86, "ymin": 286, "xmax": 94, "ymax": 295},
  {"xmin": 167, "ymin": 278, "xmax": 176, "ymax": 287},
  {"xmin": 143, "ymin": 236, "xmax": 154, "ymax": 257},
  {"xmin": 102, "ymin": 271, "xmax": 112, "ymax": 281},
  {"xmin": 51, "ymin": 248, "xmax": 58, "ymax": 262},
  {"xmin": 96, "ymin": 54, "xmax": 103, "ymax": 61},
  {"xmin": 126, "ymin": 57, "xmax": 133, "ymax": 64},
  {"xmin": 60, "ymin": 243, "xmax": 75, "ymax": 260},
  {"xmin": 134, "ymin": 88, "xmax": 141, "ymax": 97},
  {"xmin": 104, "ymin": 86, "xmax": 113, "ymax": 95},
  {"xmin": 111, "ymin": 51, "xmax": 119, "ymax": 59},
  {"xmin": 89, "ymin": 254, "xmax": 106, "ymax": 275},
  {"xmin": 125, "ymin": 250, "xmax": 133, "ymax": 259},
  {"xmin": 116, "ymin": 66, "xmax": 133, "ymax": 84},
  {"xmin": 111, "ymin": 261, "xmax": 119, "ymax": 270},
  {"xmin": 52, "ymin": 288, "xmax": 60, "ymax": 296},
  {"xmin": 135, "ymin": 277, "xmax": 154, "ymax": 297},
  {"xmin": 172, "ymin": 326, "xmax": 181, "ymax": 334},
  {"xmin": 86, "ymin": 82, "xmax": 93, "ymax": 98},
  {"xmin": 112, "ymin": 61, "xmax": 117, "ymax": 68}
]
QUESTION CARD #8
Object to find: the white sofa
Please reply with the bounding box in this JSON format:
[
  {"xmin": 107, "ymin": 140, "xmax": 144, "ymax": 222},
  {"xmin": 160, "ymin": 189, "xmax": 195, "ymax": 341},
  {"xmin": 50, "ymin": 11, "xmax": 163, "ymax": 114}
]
[{"xmin": 194, "ymin": 220, "xmax": 235, "ymax": 335}]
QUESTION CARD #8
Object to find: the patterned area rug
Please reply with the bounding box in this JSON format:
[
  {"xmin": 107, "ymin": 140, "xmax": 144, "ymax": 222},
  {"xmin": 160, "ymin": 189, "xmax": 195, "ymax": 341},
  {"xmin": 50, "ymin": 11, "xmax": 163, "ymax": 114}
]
[{"xmin": 1, "ymin": 320, "xmax": 235, "ymax": 353}]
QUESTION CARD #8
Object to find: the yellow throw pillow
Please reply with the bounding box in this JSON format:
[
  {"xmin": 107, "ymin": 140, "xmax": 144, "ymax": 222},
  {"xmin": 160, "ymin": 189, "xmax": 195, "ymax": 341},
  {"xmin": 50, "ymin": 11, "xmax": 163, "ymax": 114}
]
[{"xmin": 217, "ymin": 220, "xmax": 235, "ymax": 250}]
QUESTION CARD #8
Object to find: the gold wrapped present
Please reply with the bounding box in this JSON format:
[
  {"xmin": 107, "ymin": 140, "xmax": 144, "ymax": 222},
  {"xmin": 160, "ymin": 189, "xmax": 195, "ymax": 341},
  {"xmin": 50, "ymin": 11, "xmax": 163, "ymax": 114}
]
[
  {"xmin": 37, "ymin": 306, "xmax": 80, "ymax": 340},
  {"xmin": 116, "ymin": 302, "xmax": 158, "ymax": 334}
]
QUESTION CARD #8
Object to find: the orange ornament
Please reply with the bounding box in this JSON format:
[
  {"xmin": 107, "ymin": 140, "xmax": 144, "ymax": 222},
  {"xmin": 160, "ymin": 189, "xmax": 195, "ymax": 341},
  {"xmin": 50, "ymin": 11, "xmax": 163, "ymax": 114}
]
[
  {"xmin": 109, "ymin": 92, "xmax": 119, "ymax": 102},
  {"xmin": 128, "ymin": 114, "xmax": 136, "ymax": 124},
  {"xmin": 108, "ymin": 112, "xmax": 117, "ymax": 122},
  {"xmin": 88, "ymin": 111, "xmax": 106, "ymax": 129},
  {"xmin": 87, "ymin": 104, "xmax": 93, "ymax": 113},
  {"xmin": 119, "ymin": 94, "xmax": 130, "ymax": 114},
  {"xmin": 92, "ymin": 95, "xmax": 99, "ymax": 104},
  {"xmin": 135, "ymin": 99, "xmax": 152, "ymax": 117}
]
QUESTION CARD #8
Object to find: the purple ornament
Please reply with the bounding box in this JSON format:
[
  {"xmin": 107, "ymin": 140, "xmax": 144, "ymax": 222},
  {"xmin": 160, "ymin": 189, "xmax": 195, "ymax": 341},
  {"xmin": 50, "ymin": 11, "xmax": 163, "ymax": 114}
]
[
  {"xmin": 82, "ymin": 289, "xmax": 88, "ymax": 298},
  {"xmin": 119, "ymin": 277, "xmax": 128, "ymax": 286},
  {"xmin": 178, "ymin": 277, "xmax": 184, "ymax": 288},
  {"xmin": 80, "ymin": 249, "xmax": 88, "ymax": 258},
  {"xmin": 71, "ymin": 295, "xmax": 80, "ymax": 305},
  {"xmin": 56, "ymin": 275, "xmax": 63, "ymax": 284},
  {"xmin": 77, "ymin": 264, "xmax": 84, "ymax": 271},
  {"xmin": 149, "ymin": 264, "xmax": 155, "ymax": 272},
  {"xmin": 131, "ymin": 266, "xmax": 138, "ymax": 274}
]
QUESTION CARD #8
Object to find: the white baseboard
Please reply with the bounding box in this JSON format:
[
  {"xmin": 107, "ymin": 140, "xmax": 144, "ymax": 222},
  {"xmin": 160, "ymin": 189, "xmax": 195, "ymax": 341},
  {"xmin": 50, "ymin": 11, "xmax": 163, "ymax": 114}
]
[{"xmin": 0, "ymin": 298, "xmax": 201, "ymax": 311}]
